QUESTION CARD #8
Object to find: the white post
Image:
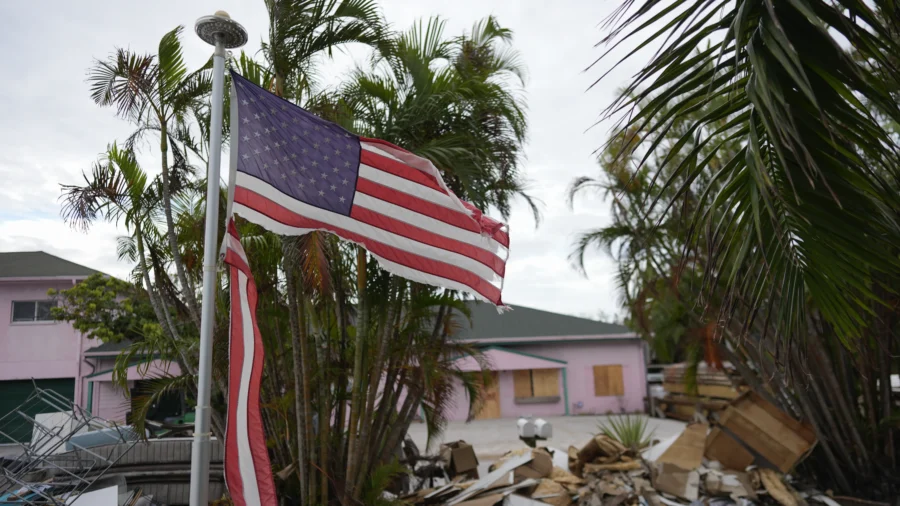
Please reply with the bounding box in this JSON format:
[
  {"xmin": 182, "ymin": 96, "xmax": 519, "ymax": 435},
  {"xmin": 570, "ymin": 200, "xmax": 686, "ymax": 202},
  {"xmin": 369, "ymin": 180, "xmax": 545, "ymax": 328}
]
[{"xmin": 190, "ymin": 12, "xmax": 246, "ymax": 506}]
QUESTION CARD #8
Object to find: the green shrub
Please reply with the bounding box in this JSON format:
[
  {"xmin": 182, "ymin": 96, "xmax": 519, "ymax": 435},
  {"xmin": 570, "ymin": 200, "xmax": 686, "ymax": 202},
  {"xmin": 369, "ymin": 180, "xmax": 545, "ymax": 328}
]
[{"xmin": 597, "ymin": 414, "xmax": 655, "ymax": 451}]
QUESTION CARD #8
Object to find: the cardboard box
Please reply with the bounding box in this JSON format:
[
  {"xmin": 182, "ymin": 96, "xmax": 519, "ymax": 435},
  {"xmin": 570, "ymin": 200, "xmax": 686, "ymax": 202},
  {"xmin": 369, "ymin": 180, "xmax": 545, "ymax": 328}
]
[
  {"xmin": 514, "ymin": 448, "xmax": 553, "ymax": 482},
  {"xmin": 657, "ymin": 423, "xmax": 707, "ymax": 470},
  {"xmin": 441, "ymin": 440, "xmax": 480, "ymax": 480},
  {"xmin": 705, "ymin": 469, "xmax": 756, "ymax": 499},
  {"xmin": 718, "ymin": 393, "xmax": 816, "ymax": 472},
  {"xmin": 705, "ymin": 427, "xmax": 754, "ymax": 470},
  {"xmin": 651, "ymin": 462, "xmax": 700, "ymax": 501}
]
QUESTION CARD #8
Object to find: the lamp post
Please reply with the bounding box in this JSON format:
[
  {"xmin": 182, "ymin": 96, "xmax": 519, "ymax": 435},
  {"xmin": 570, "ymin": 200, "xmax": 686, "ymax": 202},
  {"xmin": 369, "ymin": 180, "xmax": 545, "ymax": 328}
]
[{"xmin": 191, "ymin": 11, "xmax": 247, "ymax": 506}]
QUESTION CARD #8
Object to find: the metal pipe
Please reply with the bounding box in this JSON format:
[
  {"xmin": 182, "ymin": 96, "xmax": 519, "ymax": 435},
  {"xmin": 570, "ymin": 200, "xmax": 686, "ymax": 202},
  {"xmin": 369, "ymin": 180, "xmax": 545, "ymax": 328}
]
[
  {"xmin": 189, "ymin": 13, "xmax": 246, "ymax": 505},
  {"xmin": 189, "ymin": 35, "xmax": 226, "ymax": 506}
]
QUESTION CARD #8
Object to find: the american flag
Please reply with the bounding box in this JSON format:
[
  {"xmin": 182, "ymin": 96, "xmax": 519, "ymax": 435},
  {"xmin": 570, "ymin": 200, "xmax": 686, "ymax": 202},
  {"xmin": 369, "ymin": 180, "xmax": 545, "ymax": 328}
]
[
  {"xmin": 221, "ymin": 220, "xmax": 277, "ymax": 506},
  {"xmin": 227, "ymin": 71, "xmax": 509, "ymax": 305}
]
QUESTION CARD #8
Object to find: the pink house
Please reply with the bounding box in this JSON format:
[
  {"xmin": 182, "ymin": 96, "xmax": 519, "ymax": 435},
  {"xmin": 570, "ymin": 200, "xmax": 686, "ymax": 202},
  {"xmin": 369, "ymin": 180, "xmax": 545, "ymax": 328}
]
[
  {"xmin": 446, "ymin": 303, "xmax": 647, "ymax": 421},
  {"xmin": 0, "ymin": 252, "xmax": 179, "ymax": 443}
]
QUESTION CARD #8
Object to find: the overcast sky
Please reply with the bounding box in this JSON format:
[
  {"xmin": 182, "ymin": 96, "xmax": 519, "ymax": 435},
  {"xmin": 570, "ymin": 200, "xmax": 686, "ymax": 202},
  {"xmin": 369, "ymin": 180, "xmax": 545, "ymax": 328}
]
[{"xmin": 0, "ymin": 0, "xmax": 653, "ymax": 320}]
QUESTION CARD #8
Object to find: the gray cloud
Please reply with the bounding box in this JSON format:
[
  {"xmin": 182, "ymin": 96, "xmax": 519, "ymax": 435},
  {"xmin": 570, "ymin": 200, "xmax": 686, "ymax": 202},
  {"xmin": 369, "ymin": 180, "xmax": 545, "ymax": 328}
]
[{"xmin": 0, "ymin": 0, "xmax": 653, "ymax": 320}]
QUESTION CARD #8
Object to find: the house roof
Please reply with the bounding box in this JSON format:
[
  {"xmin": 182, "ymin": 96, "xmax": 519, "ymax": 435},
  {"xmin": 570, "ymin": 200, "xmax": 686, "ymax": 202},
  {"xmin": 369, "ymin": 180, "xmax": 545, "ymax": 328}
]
[
  {"xmin": 453, "ymin": 346, "xmax": 567, "ymax": 372},
  {"xmin": 84, "ymin": 340, "xmax": 134, "ymax": 355},
  {"xmin": 452, "ymin": 301, "xmax": 634, "ymax": 341},
  {"xmin": 0, "ymin": 251, "xmax": 100, "ymax": 279}
]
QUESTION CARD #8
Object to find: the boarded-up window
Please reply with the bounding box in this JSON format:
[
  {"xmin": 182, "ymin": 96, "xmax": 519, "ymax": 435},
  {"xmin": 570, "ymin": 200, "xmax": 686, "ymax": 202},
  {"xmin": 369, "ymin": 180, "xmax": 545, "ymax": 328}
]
[
  {"xmin": 513, "ymin": 369, "xmax": 559, "ymax": 398},
  {"xmin": 593, "ymin": 365, "xmax": 625, "ymax": 396}
]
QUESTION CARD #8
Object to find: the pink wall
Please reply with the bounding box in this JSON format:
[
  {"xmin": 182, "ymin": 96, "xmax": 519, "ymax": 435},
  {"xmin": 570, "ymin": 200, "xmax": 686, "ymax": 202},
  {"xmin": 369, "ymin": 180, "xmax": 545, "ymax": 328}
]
[
  {"xmin": 0, "ymin": 280, "xmax": 99, "ymax": 383},
  {"xmin": 523, "ymin": 340, "xmax": 646, "ymax": 415},
  {"xmin": 446, "ymin": 339, "xmax": 647, "ymax": 420},
  {"xmin": 93, "ymin": 380, "xmax": 133, "ymax": 423}
]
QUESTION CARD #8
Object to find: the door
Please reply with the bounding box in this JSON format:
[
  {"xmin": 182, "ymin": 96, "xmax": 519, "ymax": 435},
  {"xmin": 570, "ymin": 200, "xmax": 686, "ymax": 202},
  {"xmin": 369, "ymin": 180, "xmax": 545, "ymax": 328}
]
[
  {"xmin": 475, "ymin": 371, "xmax": 501, "ymax": 420},
  {"xmin": 0, "ymin": 378, "xmax": 75, "ymax": 443}
]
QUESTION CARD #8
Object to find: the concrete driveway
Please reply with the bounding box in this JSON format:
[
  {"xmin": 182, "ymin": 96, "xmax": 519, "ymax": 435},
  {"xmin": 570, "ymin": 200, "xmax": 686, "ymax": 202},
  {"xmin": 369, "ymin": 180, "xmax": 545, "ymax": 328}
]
[{"xmin": 407, "ymin": 415, "xmax": 685, "ymax": 460}]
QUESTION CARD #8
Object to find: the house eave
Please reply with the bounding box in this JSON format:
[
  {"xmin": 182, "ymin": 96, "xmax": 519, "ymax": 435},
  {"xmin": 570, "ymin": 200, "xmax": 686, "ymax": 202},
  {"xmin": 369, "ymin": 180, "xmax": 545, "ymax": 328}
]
[
  {"xmin": 0, "ymin": 275, "xmax": 92, "ymax": 283},
  {"xmin": 460, "ymin": 333, "xmax": 640, "ymax": 345}
]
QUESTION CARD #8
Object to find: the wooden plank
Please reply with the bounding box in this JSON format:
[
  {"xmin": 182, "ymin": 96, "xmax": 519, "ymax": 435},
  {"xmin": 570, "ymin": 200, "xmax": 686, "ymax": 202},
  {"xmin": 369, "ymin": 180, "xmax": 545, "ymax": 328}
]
[
  {"xmin": 607, "ymin": 365, "xmax": 625, "ymax": 396},
  {"xmin": 719, "ymin": 405, "xmax": 810, "ymax": 472},
  {"xmin": 735, "ymin": 392, "xmax": 816, "ymax": 443},
  {"xmin": 731, "ymin": 399, "xmax": 813, "ymax": 456},
  {"xmin": 663, "ymin": 382, "xmax": 742, "ymax": 399},
  {"xmin": 662, "ymin": 394, "xmax": 729, "ymax": 410},
  {"xmin": 513, "ymin": 370, "xmax": 533, "ymax": 398},
  {"xmin": 658, "ymin": 423, "xmax": 707, "ymax": 469},
  {"xmin": 532, "ymin": 368, "xmax": 559, "ymax": 397},
  {"xmin": 670, "ymin": 404, "xmax": 698, "ymax": 418},
  {"xmin": 705, "ymin": 427, "xmax": 754, "ymax": 470},
  {"xmin": 593, "ymin": 365, "xmax": 610, "ymax": 396},
  {"xmin": 476, "ymin": 372, "xmax": 501, "ymax": 419}
]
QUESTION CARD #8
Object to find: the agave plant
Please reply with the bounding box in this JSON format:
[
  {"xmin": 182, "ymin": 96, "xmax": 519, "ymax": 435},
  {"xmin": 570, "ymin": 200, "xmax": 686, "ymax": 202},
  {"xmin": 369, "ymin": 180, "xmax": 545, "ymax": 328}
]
[{"xmin": 597, "ymin": 414, "xmax": 655, "ymax": 452}]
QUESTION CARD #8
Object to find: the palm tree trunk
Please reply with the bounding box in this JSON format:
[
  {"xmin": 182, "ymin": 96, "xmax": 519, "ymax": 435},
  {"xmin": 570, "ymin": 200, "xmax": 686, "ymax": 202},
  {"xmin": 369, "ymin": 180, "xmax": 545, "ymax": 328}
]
[
  {"xmin": 158, "ymin": 122, "xmax": 201, "ymax": 327},
  {"xmin": 792, "ymin": 371, "xmax": 853, "ymax": 492},
  {"xmin": 301, "ymin": 303, "xmax": 317, "ymax": 504},
  {"xmin": 355, "ymin": 282, "xmax": 404, "ymax": 492},
  {"xmin": 810, "ymin": 331, "xmax": 871, "ymax": 467},
  {"xmin": 283, "ymin": 252, "xmax": 308, "ymax": 503},
  {"xmin": 134, "ymin": 223, "xmax": 192, "ymax": 369},
  {"xmin": 380, "ymin": 385, "xmax": 421, "ymax": 464},
  {"xmin": 345, "ymin": 248, "xmax": 368, "ymax": 500},
  {"xmin": 313, "ymin": 313, "xmax": 331, "ymax": 505}
]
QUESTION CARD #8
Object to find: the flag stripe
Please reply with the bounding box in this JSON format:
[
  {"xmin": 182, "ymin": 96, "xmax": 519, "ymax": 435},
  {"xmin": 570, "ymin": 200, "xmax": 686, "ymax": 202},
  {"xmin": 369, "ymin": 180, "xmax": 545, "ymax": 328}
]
[
  {"xmin": 234, "ymin": 176, "xmax": 504, "ymax": 285},
  {"xmin": 244, "ymin": 269, "xmax": 274, "ymax": 504},
  {"xmin": 360, "ymin": 139, "xmax": 476, "ymax": 219},
  {"xmin": 233, "ymin": 196, "xmax": 503, "ymax": 303},
  {"xmin": 360, "ymin": 136, "xmax": 413, "ymax": 156},
  {"xmin": 360, "ymin": 148, "xmax": 444, "ymax": 194},
  {"xmin": 355, "ymin": 178, "xmax": 510, "ymax": 248},
  {"xmin": 224, "ymin": 265, "xmax": 246, "ymax": 506},
  {"xmin": 235, "ymin": 270, "xmax": 262, "ymax": 506},
  {"xmin": 349, "ymin": 205, "xmax": 506, "ymax": 276},
  {"xmin": 358, "ymin": 165, "xmax": 461, "ymax": 212},
  {"xmin": 223, "ymin": 225, "xmax": 277, "ymax": 506},
  {"xmin": 353, "ymin": 191, "xmax": 507, "ymax": 258}
]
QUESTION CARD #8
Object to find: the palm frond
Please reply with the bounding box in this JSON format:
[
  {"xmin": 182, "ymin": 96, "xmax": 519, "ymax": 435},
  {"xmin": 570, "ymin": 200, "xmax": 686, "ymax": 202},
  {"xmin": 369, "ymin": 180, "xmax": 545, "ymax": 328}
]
[
  {"xmin": 87, "ymin": 49, "xmax": 156, "ymax": 122},
  {"xmin": 157, "ymin": 26, "xmax": 189, "ymax": 107},
  {"xmin": 597, "ymin": 0, "xmax": 900, "ymax": 342}
]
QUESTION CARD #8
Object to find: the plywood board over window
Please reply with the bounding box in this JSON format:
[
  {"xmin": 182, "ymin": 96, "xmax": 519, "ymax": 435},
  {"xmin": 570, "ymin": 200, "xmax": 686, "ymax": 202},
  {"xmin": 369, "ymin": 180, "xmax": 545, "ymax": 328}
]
[
  {"xmin": 513, "ymin": 370, "xmax": 533, "ymax": 398},
  {"xmin": 514, "ymin": 369, "xmax": 560, "ymax": 398},
  {"xmin": 532, "ymin": 369, "xmax": 559, "ymax": 397},
  {"xmin": 593, "ymin": 365, "xmax": 625, "ymax": 396}
]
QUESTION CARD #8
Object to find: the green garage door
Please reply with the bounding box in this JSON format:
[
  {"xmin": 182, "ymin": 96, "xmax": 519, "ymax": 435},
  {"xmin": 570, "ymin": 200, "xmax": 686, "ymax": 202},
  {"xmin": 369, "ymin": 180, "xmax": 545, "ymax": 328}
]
[{"xmin": 0, "ymin": 378, "xmax": 75, "ymax": 444}]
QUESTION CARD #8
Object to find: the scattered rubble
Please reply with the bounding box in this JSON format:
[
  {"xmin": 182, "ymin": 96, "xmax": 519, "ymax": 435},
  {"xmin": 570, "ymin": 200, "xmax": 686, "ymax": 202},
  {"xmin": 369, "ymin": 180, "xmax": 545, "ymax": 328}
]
[
  {"xmin": 0, "ymin": 386, "xmax": 217, "ymax": 505},
  {"xmin": 402, "ymin": 387, "xmax": 834, "ymax": 506},
  {"xmin": 657, "ymin": 363, "xmax": 746, "ymax": 421}
]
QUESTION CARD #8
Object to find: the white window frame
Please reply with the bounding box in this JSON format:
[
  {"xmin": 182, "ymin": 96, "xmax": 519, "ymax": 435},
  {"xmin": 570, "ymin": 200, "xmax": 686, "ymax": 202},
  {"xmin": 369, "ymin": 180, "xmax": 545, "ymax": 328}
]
[{"xmin": 10, "ymin": 300, "xmax": 57, "ymax": 325}]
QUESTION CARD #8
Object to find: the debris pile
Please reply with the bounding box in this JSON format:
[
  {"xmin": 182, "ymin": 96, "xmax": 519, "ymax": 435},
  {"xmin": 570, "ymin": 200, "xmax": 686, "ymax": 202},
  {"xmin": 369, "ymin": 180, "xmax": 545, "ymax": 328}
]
[
  {"xmin": 657, "ymin": 363, "xmax": 747, "ymax": 421},
  {"xmin": 401, "ymin": 391, "xmax": 837, "ymax": 506},
  {"xmin": 0, "ymin": 386, "xmax": 218, "ymax": 505}
]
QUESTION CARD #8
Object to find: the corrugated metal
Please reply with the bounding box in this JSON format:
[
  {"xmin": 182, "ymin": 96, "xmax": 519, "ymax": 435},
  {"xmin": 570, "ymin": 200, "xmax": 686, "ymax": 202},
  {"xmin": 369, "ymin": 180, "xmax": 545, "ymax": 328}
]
[{"xmin": 49, "ymin": 439, "xmax": 226, "ymax": 506}]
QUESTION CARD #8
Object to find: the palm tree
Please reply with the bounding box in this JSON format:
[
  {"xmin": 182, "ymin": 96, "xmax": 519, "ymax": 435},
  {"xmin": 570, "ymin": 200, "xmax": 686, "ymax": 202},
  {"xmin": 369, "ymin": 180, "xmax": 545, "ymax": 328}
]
[
  {"xmin": 87, "ymin": 26, "xmax": 212, "ymax": 327},
  {"xmin": 263, "ymin": 0, "xmax": 385, "ymax": 98},
  {"xmin": 594, "ymin": 2, "xmax": 900, "ymax": 495},
  {"xmin": 58, "ymin": 145, "xmax": 231, "ymax": 435},
  {"xmin": 342, "ymin": 15, "xmax": 539, "ymax": 220},
  {"xmin": 596, "ymin": 0, "xmax": 900, "ymax": 342}
]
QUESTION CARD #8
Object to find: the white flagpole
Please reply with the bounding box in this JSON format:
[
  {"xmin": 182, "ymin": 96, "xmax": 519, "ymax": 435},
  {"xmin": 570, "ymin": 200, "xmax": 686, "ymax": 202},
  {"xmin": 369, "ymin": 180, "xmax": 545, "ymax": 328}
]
[{"xmin": 191, "ymin": 11, "xmax": 247, "ymax": 506}]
